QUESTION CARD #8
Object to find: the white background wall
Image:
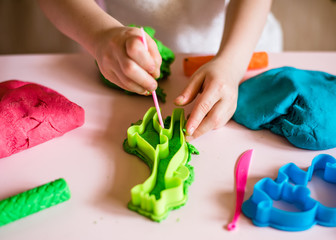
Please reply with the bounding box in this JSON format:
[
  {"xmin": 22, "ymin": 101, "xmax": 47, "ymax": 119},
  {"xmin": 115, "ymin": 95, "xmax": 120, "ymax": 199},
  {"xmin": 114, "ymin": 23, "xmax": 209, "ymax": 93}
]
[{"xmin": 272, "ymin": 0, "xmax": 336, "ymax": 51}]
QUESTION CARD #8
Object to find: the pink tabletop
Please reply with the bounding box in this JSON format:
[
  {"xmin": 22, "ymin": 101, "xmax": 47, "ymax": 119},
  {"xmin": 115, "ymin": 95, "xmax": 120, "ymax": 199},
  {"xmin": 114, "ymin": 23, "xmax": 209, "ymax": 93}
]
[{"xmin": 0, "ymin": 52, "xmax": 335, "ymax": 239}]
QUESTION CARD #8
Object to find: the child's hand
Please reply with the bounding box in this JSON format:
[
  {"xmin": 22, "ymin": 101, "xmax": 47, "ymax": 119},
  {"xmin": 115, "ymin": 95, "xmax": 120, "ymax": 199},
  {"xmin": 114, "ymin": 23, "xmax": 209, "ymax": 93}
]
[
  {"xmin": 175, "ymin": 58, "xmax": 241, "ymax": 141},
  {"xmin": 95, "ymin": 26, "xmax": 162, "ymax": 94}
]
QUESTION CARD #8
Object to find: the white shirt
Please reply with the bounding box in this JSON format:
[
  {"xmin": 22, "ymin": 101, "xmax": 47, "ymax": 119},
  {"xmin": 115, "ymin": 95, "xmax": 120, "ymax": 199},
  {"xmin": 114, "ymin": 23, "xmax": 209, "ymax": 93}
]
[{"xmin": 102, "ymin": 0, "xmax": 283, "ymax": 53}]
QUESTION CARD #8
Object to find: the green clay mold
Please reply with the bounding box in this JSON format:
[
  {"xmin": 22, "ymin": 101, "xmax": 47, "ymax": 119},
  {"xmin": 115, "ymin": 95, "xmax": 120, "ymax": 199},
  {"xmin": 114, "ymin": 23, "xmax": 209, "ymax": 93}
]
[
  {"xmin": 123, "ymin": 107, "xmax": 199, "ymax": 222},
  {"xmin": 0, "ymin": 178, "xmax": 71, "ymax": 227}
]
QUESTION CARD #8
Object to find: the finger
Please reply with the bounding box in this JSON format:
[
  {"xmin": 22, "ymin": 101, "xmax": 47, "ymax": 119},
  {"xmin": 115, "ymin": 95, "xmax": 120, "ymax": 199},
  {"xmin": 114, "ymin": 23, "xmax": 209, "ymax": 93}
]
[
  {"xmin": 185, "ymin": 81, "xmax": 220, "ymax": 136},
  {"xmin": 125, "ymin": 35, "xmax": 157, "ymax": 76},
  {"xmin": 147, "ymin": 37, "xmax": 162, "ymax": 79},
  {"xmin": 190, "ymin": 100, "xmax": 228, "ymax": 139},
  {"xmin": 175, "ymin": 70, "xmax": 205, "ymax": 106},
  {"xmin": 118, "ymin": 56, "xmax": 158, "ymax": 92},
  {"xmin": 104, "ymin": 66, "xmax": 148, "ymax": 95}
]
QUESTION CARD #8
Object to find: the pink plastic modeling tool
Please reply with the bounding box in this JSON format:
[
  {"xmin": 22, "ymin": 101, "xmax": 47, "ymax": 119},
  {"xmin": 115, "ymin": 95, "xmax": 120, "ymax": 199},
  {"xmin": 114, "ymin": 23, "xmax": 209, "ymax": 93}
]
[
  {"xmin": 140, "ymin": 27, "xmax": 164, "ymax": 128},
  {"xmin": 227, "ymin": 149, "xmax": 253, "ymax": 231}
]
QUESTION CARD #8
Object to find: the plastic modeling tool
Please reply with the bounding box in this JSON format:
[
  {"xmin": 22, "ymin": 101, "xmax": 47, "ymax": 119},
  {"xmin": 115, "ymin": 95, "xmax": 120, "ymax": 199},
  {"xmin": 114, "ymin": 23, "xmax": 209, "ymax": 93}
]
[
  {"xmin": 140, "ymin": 27, "xmax": 149, "ymax": 51},
  {"xmin": 140, "ymin": 27, "xmax": 164, "ymax": 128},
  {"xmin": 242, "ymin": 154, "xmax": 336, "ymax": 231},
  {"xmin": 227, "ymin": 149, "xmax": 253, "ymax": 231}
]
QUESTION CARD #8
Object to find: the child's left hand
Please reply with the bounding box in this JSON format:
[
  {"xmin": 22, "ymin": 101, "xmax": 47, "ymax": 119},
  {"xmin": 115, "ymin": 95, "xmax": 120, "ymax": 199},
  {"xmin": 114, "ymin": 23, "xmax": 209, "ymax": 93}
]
[{"xmin": 175, "ymin": 57, "xmax": 242, "ymax": 141}]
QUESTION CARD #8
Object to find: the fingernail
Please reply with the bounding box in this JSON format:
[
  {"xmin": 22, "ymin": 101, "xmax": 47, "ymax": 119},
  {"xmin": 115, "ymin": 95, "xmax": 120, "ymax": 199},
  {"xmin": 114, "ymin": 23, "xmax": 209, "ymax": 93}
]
[
  {"xmin": 186, "ymin": 135, "xmax": 194, "ymax": 142},
  {"xmin": 142, "ymin": 90, "xmax": 149, "ymax": 95},
  {"xmin": 148, "ymin": 65, "xmax": 156, "ymax": 74},
  {"xmin": 154, "ymin": 69, "xmax": 161, "ymax": 79},
  {"xmin": 150, "ymin": 83, "xmax": 157, "ymax": 92},
  {"xmin": 175, "ymin": 95, "xmax": 185, "ymax": 105},
  {"xmin": 188, "ymin": 126, "xmax": 195, "ymax": 136}
]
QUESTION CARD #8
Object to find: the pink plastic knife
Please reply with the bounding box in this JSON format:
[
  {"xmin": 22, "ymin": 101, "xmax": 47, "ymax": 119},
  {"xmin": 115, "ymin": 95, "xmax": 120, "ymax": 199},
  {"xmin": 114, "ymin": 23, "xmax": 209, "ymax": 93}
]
[
  {"xmin": 227, "ymin": 149, "xmax": 253, "ymax": 231},
  {"xmin": 140, "ymin": 27, "xmax": 164, "ymax": 128}
]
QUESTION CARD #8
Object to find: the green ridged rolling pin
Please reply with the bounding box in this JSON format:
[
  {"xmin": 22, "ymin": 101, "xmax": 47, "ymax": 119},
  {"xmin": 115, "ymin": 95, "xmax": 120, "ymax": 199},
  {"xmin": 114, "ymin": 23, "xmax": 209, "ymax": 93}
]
[{"xmin": 0, "ymin": 178, "xmax": 71, "ymax": 227}]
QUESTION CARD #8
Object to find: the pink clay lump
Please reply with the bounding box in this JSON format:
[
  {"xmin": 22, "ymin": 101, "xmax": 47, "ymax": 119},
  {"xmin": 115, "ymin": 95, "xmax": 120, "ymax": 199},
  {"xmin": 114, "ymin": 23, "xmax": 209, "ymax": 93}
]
[{"xmin": 0, "ymin": 80, "xmax": 85, "ymax": 158}]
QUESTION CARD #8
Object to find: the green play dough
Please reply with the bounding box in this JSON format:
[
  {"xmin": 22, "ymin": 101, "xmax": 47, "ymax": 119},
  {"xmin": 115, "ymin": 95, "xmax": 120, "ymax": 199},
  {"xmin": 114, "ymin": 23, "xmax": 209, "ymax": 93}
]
[
  {"xmin": 98, "ymin": 25, "xmax": 175, "ymax": 103},
  {"xmin": 233, "ymin": 67, "xmax": 336, "ymax": 150},
  {"xmin": 123, "ymin": 107, "xmax": 198, "ymax": 222},
  {"xmin": 149, "ymin": 120, "xmax": 182, "ymax": 200},
  {"xmin": 0, "ymin": 178, "xmax": 71, "ymax": 227}
]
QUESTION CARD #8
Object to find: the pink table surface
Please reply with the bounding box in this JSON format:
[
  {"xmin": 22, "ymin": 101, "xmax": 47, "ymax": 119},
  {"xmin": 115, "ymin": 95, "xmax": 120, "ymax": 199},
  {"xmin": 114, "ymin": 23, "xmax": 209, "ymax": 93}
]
[{"xmin": 0, "ymin": 52, "xmax": 335, "ymax": 239}]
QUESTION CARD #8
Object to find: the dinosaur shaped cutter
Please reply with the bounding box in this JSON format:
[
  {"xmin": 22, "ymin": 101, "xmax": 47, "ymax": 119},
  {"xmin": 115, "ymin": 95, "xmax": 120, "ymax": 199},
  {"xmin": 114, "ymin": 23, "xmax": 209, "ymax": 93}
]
[
  {"xmin": 242, "ymin": 154, "xmax": 336, "ymax": 231},
  {"xmin": 123, "ymin": 107, "xmax": 199, "ymax": 222}
]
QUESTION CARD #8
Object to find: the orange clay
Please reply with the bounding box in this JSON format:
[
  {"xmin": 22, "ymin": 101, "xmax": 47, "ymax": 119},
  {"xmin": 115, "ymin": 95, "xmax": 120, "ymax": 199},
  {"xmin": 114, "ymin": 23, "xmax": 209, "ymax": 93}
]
[{"xmin": 183, "ymin": 51, "xmax": 268, "ymax": 77}]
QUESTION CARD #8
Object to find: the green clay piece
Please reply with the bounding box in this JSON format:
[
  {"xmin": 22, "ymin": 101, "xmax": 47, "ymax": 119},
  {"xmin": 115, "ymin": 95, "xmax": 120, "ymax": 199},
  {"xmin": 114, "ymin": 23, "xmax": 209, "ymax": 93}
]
[
  {"xmin": 123, "ymin": 107, "xmax": 199, "ymax": 222},
  {"xmin": 0, "ymin": 178, "xmax": 71, "ymax": 227},
  {"xmin": 98, "ymin": 25, "xmax": 175, "ymax": 103}
]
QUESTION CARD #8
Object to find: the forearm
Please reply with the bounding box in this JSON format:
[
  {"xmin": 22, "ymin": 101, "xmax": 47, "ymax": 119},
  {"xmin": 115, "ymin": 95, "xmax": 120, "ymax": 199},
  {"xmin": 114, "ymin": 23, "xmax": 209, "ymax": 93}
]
[
  {"xmin": 37, "ymin": 0, "xmax": 123, "ymax": 57},
  {"xmin": 217, "ymin": 0, "xmax": 272, "ymax": 75}
]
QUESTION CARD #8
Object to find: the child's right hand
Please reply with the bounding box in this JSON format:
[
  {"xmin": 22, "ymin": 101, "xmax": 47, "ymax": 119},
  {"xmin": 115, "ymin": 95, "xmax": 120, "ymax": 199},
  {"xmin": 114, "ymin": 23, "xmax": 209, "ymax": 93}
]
[{"xmin": 94, "ymin": 26, "xmax": 162, "ymax": 94}]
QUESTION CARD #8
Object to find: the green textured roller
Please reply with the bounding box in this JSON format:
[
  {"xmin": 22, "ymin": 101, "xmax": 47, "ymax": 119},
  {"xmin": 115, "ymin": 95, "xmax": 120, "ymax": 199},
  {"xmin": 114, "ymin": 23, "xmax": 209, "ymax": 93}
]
[{"xmin": 0, "ymin": 178, "xmax": 71, "ymax": 227}]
